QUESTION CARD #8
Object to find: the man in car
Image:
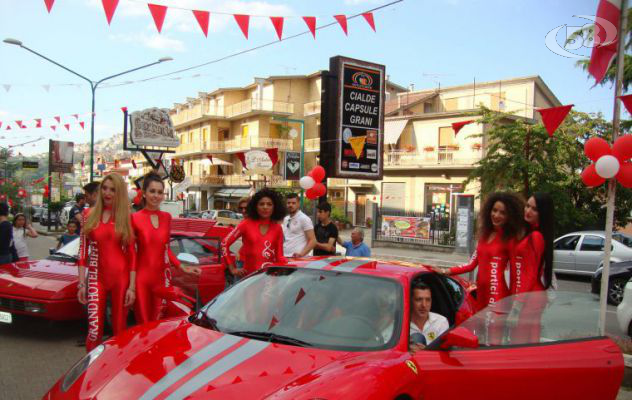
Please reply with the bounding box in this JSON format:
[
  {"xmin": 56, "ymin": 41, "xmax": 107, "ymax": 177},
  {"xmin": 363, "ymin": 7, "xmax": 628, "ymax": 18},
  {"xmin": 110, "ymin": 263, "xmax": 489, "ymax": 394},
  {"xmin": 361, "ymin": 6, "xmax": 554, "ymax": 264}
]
[
  {"xmin": 282, "ymin": 193, "xmax": 316, "ymax": 258},
  {"xmin": 409, "ymin": 282, "xmax": 449, "ymax": 352}
]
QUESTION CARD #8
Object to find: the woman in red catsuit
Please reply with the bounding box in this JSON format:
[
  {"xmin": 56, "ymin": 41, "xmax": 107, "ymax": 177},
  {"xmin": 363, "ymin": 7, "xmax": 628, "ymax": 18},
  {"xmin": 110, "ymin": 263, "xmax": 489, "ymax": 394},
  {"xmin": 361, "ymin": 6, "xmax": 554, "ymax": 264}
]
[
  {"xmin": 77, "ymin": 173, "xmax": 136, "ymax": 352},
  {"xmin": 222, "ymin": 188, "xmax": 287, "ymax": 279},
  {"xmin": 132, "ymin": 172, "xmax": 201, "ymax": 324},
  {"xmin": 509, "ymin": 192, "xmax": 555, "ymax": 343}
]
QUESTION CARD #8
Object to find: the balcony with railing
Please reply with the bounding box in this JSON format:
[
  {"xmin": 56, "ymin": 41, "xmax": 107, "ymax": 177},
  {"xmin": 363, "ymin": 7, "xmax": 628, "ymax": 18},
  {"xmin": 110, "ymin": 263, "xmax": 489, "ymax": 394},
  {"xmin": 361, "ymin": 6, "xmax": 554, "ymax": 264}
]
[
  {"xmin": 385, "ymin": 148, "xmax": 482, "ymax": 169},
  {"xmin": 190, "ymin": 174, "xmax": 226, "ymax": 186},
  {"xmin": 303, "ymin": 101, "xmax": 321, "ymax": 117},
  {"xmin": 225, "ymin": 137, "xmax": 294, "ymax": 152},
  {"xmin": 224, "ymin": 98, "xmax": 294, "ymax": 119},
  {"xmin": 171, "ymin": 107, "xmax": 205, "ymax": 126},
  {"xmin": 304, "ymin": 137, "xmax": 320, "ymax": 152}
]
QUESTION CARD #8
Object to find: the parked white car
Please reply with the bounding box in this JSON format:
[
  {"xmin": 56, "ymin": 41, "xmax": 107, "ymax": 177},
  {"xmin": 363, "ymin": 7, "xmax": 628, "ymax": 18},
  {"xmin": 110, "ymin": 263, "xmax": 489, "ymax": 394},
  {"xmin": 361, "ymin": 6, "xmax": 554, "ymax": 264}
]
[
  {"xmin": 617, "ymin": 279, "xmax": 632, "ymax": 336},
  {"xmin": 201, "ymin": 209, "xmax": 242, "ymax": 226},
  {"xmin": 553, "ymin": 231, "xmax": 632, "ymax": 276}
]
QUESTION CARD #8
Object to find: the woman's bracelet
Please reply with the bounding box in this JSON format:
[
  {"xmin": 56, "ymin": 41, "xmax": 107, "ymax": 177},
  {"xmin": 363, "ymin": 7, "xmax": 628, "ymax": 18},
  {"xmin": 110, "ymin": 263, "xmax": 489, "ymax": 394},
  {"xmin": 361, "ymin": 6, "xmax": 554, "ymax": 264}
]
[{"xmin": 77, "ymin": 282, "xmax": 86, "ymax": 289}]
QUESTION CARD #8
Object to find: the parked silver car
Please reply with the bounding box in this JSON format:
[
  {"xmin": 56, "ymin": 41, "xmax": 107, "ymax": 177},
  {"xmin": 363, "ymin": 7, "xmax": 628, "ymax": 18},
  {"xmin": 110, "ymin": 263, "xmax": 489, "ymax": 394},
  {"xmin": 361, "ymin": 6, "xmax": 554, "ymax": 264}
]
[{"xmin": 554, "ymin": 231, "xmax": 632, "ymax": 276}]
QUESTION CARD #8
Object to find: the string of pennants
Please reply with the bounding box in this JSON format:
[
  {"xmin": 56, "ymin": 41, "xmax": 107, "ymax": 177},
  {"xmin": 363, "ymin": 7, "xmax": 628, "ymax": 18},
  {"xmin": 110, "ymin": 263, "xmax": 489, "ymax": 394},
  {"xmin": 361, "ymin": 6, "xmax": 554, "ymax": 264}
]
[
  {"xmin": 41, "ymin": 0, "xmax": 377, "ymax": 39},
  {"xmin": 0, "ymin": 114, "xmax": 88, "ymax": 132}
]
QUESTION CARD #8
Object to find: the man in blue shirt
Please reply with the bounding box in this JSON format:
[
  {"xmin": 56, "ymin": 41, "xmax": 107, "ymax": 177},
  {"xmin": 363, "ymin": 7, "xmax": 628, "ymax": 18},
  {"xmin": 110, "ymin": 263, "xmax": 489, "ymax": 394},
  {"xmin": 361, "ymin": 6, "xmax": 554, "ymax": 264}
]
[{"xmin": 338, "ymin": 228, "xmax": 371, "ymax": 257}]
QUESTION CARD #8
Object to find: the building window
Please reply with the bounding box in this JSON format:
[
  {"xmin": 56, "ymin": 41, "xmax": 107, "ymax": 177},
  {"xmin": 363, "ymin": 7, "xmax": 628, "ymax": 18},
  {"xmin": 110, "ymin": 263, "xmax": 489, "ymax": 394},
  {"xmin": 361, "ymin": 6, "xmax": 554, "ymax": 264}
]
[
  {"xmin": 242, "ymin": 124, "xmax": 249, "ymax": 139},
  {"xmin": 203, "ymin": 128, "xmax": 209, "ymax": 142},
  {"xmin": 438, "ymin": 127, "xmax": 456, "ymax": 148},
  {"xmin": 424, "ymin": 183, "xmax": 464, "ymax": 216},
  {"xmin": 491, "ymin": 92, "xmax": 506, "ymax": 111},
  {"xmin": 189, "ymin": 131, "xmax": 193, "ymax": 143}
]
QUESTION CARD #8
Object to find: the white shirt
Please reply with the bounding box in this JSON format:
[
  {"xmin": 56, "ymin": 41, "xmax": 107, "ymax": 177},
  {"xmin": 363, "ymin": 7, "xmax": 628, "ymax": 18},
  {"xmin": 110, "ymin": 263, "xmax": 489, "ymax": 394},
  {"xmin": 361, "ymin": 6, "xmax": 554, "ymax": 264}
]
[
  {"xmin": 410, "ymin": 312, "xmax": 449, "ymax": 344},
  {"xmin": 282, "ymin": 210, "xmax": 313, "ymax": 257},
  {"xmin": 12, "ymin": 228, "xmax": 29, "ymax": 258}
]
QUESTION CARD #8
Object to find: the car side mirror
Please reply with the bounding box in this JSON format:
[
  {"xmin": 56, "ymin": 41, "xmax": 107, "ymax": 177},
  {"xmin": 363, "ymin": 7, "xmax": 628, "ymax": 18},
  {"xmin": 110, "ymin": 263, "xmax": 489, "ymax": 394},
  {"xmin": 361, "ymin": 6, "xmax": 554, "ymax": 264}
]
[
  {"xmin": 49, "ymin": 248, "xmax": 57, "ymax": 255},
  {"xmin": 177, "ymin": 253, "xmax": 200, "ymax": 265},
  {"xmin": 439, "ymin": 327, "xmax": 479, "ymax": 350}
]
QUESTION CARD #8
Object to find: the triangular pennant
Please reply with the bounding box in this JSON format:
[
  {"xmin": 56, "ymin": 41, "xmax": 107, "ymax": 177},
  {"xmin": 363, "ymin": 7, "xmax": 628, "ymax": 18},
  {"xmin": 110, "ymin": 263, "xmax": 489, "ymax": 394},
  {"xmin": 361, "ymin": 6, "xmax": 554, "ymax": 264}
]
[
  {"xmin": 362, "ymin": 12, "xmax": 376, "ymax": 32},
  {"xmin": 349, "ymin": 136, "xmax": 366, "ymax": 159},
  {"xmin": 193, "ymin": 10, "xmax": 210, "ymax": 37},
  {"xmin": 42, "ymin": 84, "xmax": 50, "ymax": 92},
  {"xmin": 79, "ymin": 121, "xmax": 85, "ymax": 130},
  {"xmin": 54, "ymin": 116, "xmax": 61, "ymax": 123},
  {"xmin": 452, "ymin": 120, "xmax": 475, "ymax": 136},
  {"xmin": 15, "ymin": 120, "xmax": 23, "ymax": 129},
  {"xmin": 268, "ymin": 315, "xmax": 279, "ymax": 330},
  {"xmin": 265, "ymin": 148, "xmax": 279, "ymax": 166},
  {"xmin": 334, "ymin": 15, "xmax": 348, "ymax": 35},
  {"xmin": 72, "ymin": 114, "xmax": 79, "ymax": 120},
  {"xmin": 302, "ymin": 16, "xmax": 316, "ymax": 39},
  {"xmin": 536, "ymin": 105, "xmax": 573, "ymax": 137},
  {"xmin": 64, "ymin": 123, "xmax": 70, "ymax": 131},
  {"xmin": 0, "ymin": 122, "xmax": 2, "ymax": 130},
  {"xmin": 50, "ymin": 126, "xmax": 56, "ymax": 131},
  {"xmin": 233, "ymin": 14, "xmax": 250, "ymax": 39},
  {"xmin": 236, "ymin": 152, "xmax": 247, "ymax": 169},
  {"xmin": 620, "ymin": 94, "xmax": 632, "ymax": 115},
  {"xmin": 270, "ymin": 17, "xmax": 284, "ymax": 40},
  {"xmin": 44, "ymin": 0, "xmax": 54, "ymax": 13},
  {"xmin": 35, "ymin": 119, "xmax": 42, "ymax": 128},
  {"xmin": 207, "ymin": 154, "xmax": 213, "ymax": 164},
  {"xmin": 294, "ymin": 288, "xmax": 306, "ymax": 304},
  {"xmin": 147, "ymin": 3, "xmax": 168, "ymax": 33},
  {"xmin": 101, "ymin": 0, "xmax": 119, "ymax": 25},
  {"xmin": 2, "ymin": 84, "xmax": 11, "ymax": 92},
  {"xmin": 6, "ymin": 125, "xmax": 11, "ymax": 131}
]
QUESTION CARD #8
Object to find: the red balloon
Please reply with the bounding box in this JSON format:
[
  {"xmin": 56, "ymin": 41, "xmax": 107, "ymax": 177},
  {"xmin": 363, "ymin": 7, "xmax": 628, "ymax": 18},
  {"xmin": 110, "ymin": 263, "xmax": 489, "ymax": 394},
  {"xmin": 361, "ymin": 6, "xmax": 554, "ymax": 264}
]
[
  {"xmin": 312, "ymin": 182, "xmax": 326, "ymax": 197},
  {"xmin": 613, "ymin": 135, "xmax": 632, "ymax": 162},
  {"xmin": 308, "ymin": 165, "xmax": 326, "ymax": 182},
  {"xmin": 581, "ymin": 163, "xmax": 606, "ymax": 187},
  {"xmin": 584, "ymin": 137, "xmax": 611, "ymax": 162},
  {"xmin": 305, "ymin": 187, "xmax": 319, "ymax": 200},
  {"xmin": 617, "ymin": 162, "xmax": 632, "ymax": 188}
]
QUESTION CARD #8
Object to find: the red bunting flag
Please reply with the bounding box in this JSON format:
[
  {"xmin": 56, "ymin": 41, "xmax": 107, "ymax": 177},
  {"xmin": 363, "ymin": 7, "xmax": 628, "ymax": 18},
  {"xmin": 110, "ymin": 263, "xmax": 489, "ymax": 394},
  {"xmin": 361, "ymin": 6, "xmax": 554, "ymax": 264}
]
[
  {"xmin": 265, "ymin": 148, "xmax": 279, "ymax": 166},
  {"xmin": 362, "ymin": 12, "xmax": 376, "ymax": 32},
  {"xmin": 50, "ymin": 126, "xmax": 56, "ymax": 131},
  {"xmin": 0, "ymin": 122, "xmax": 2, "ymax": 129},
  {"xmin": 72, "ymin": 114, "xmax": 79, "ymax": 120},
  {"xmin": 101, "ymin": 0, "xmax": 119, "ymax": 25},
  {"xmin": 64, "ymin": 123, "xmax": 70, "ymax": 131},
  {"xmin": 121, "ymin": 106, "xmax": 128, "ymax": 113},
  {"xmin": 620, "ymin": 94, "xmax": 632, "ymax": 115},
  {"xmin": 270, "ymin": 17, "xmax": 284, "ymax": 40},
  {"xmin": 235, "ymin": 152, "xmax": 247, "ymax": 169},
  {"xmin": 15, "ymin": 120, "xmax": 23, "ymax": 129},
  {"xmin": 206, "ymin": 155, "xmax": 213, "ymax": 164},
  {"xmin": 589, "ymin": 0, "xmax": 621, "ymax": 84},
  {"xmin": 234, "ymin": 14, "xmax": 250, "ymax": 39},
  {"xmin": 44, "ymin": 0, "xmax": 55, "ymax": 13},
  {"xmin": 334, "ymin": 15, "xmax": 348, "ymax": 35},
  {"xmin": 79, "ymin": 121, "xmax": 85, "ymax": 130},
  {"xmin": 193, "ymin": 10, "xmax": 210, "ymax": 37},
  {"xmin": 6, "ymin": 125, "xmax": 11, "ymax": 131},
  {"xmin": 452, "ymin": 120, "xmax": 475, "ymax": 135},
  {"xmin": 148, "ymin": 3, "xmax": 168, "ymax": 33},
  {"xmin": 54, "ymin": 116, "xmax": 60, "ymax": 123},
  {"xmin": 35, "ymin": 119, "xmax": 42, "ymax": 128},
  {"xmin": 536, "ymin": 105, "xmax": 573, "ymax": 137},
  {"xmin": 303, "ymin": 16, "xmax": 316, "ymax": 39}
]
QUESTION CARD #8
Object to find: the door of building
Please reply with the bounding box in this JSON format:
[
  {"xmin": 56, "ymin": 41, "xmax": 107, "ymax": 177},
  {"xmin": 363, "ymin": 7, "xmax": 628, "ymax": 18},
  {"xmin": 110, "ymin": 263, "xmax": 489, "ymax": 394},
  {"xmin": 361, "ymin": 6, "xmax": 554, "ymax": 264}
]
[{"xmin": 356, "ymin": 194, "xmax": 366, "ymax": 226}]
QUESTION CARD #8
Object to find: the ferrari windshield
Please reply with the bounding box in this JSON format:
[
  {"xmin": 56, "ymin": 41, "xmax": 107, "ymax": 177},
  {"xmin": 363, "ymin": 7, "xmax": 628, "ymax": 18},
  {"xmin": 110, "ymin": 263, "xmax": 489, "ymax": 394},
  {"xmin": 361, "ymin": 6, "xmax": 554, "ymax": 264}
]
[
  {"xmin": 200, "ymin": 267, "xmax": 403, "ymax": 352},
  {"xmin": 49, "ymin": 236, "xmax": 80, "ymax": 260}
]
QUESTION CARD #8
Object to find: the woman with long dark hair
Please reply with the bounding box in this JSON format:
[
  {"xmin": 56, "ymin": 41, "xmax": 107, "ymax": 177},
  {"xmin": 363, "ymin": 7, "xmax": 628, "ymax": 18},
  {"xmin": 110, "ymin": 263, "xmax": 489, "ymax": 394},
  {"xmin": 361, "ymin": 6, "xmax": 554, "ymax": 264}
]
[
  {"xmin": 508, "ymin": 192, "xmax": 555, "ymax": 342},
  {"xmin": 222, "ymin": 188, "xmax": 287, "ymax": 279},
  {"xmin": 78, "ymin": 173, "xmax": 136, "ymax": 351},
  {"xmin": 439, "ymin": 192, "xmax": 524, "ymax": 312},
  {"xmin": 131, "ymin": 172, "xmax": 200, "ymax": 324}
]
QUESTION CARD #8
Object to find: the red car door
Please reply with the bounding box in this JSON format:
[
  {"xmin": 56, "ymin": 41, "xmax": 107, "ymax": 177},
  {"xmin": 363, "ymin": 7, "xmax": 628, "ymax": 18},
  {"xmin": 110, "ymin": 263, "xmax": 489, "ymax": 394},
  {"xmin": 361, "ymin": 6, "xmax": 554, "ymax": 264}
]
[{"xmin": 411, "ymin": 291, "xmax": 623, "ymax": 400}]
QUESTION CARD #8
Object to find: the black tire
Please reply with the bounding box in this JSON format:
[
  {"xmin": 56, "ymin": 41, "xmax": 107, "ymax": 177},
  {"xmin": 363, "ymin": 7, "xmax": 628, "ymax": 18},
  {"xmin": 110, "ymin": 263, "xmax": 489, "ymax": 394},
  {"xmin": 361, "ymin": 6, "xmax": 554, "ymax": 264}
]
[{"xmin": 608, "ymin": 277, "xmax": 628, "ymax": 306}]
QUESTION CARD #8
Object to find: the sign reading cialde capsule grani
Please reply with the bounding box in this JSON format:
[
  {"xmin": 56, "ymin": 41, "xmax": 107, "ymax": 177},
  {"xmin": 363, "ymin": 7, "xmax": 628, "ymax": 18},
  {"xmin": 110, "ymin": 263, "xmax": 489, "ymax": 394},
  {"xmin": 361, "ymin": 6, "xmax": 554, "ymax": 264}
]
[
  {"xmin": 130, "ymin": 107, "xmax": 179, "ymax": 148},
  {"xmin": 322, "ymin": 56, "xmax": 385, "ymax": 180}
]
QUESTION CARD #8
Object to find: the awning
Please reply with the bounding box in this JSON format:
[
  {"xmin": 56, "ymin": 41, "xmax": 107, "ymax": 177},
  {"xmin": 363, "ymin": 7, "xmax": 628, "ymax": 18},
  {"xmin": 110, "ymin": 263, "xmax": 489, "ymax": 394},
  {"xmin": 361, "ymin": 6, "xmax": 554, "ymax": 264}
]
[
  {"xmin": 384, "ymin": 119, "xmax": 408, "ymax": 145},
  {"xmin": 202, "ymin": 157, "xmax": 234, "ymax": 167},
  {"xmin": 213, "ymin": 188, "xmax": 251, "ymax": 198}
]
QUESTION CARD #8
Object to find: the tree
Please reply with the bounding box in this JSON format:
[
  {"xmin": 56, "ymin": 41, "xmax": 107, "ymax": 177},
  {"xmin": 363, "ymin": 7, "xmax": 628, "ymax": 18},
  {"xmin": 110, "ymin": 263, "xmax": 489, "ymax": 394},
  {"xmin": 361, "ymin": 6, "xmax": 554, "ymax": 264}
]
[{"xmin": 466, "ymin": 108, "xmax": 632, "ymax": 234}]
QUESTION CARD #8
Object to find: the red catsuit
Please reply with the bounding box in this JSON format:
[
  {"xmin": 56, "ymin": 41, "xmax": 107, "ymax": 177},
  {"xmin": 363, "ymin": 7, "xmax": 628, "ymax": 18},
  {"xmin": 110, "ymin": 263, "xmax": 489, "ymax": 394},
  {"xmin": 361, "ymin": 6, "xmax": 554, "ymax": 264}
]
[
  {"xmin": 221, "ymin": 218, "xmax": 287, "ymax": 274},
  {"xmin": 131, "ymin": 209, "xmax": 180, "ymax": 324},
  {"xmin": 79, "ymin": 209, "xmax": 136, "ymax": 352},
  {"xmin": 510, "ymin": 227, "xmax": 548, "ymax": 343}
]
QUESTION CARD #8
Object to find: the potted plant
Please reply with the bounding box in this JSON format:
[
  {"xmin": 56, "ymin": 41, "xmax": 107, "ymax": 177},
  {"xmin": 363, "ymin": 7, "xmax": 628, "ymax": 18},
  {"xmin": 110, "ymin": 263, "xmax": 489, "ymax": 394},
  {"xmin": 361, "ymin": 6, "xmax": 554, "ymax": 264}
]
[
  {"xmin": 423, "ymin": 146, "xmax": 435, "ymax": 152},
  {"xmin": 405, "ymin": 145, "xmax": 416, "ymax": 153},
  {"xmin": 446, "ymin": 144, "xmax": 460, "ymax": 151},
  {"xmin": 365, "ymin": 217, "xmax": 373, "ymax": 228},
  {"xmin": 472, "ymin": 143, "xmax": 482, "ymax": 150}
]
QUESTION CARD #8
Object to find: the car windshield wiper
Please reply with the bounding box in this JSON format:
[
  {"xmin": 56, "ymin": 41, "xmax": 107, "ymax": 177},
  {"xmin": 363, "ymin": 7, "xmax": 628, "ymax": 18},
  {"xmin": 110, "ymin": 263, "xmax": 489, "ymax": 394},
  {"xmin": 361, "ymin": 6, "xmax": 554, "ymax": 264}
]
[
  {"xmin": 190, "ymin": 312, "xmax": 222, "ymax": 332},
  {"xmin": 227, "ymin": 330, "xmax": 313, "ymax": 347}
]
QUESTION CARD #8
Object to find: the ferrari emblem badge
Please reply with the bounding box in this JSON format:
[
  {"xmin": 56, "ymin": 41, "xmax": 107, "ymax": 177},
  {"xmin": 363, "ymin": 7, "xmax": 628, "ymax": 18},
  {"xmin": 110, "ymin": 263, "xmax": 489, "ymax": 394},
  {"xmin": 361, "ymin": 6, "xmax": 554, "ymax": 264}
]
[
  {"xmin": 428, "ymin": 332, "xmax": 436, "ymax": 341},
  {"xmin": 405, "ymin": 360, "xmax": 418, "ymax": 375}
]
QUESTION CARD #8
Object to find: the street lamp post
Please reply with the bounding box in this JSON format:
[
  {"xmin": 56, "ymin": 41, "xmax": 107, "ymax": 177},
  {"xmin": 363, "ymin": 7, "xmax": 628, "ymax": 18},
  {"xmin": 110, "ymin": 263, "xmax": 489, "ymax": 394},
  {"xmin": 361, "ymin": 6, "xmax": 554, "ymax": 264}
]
[
  {"xmin": 273, "ymin": 117, "xmax": 305, "ymax": 207},
  {"xmin": 3, "ymin": 38, "xmax": 172, "ymax": 182}
]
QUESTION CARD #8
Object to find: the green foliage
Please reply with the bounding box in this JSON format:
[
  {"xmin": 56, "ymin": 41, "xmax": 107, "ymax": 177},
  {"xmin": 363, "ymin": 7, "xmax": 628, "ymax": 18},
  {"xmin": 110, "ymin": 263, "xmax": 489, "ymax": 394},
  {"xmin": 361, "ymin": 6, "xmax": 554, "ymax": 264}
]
[
  {"xmin": 331, "ymin": 204, "xmax": 350, "ymax": 225},
  {"xmin": 466, "ymin": 108, "xmax": 632, "ymax": 234}
]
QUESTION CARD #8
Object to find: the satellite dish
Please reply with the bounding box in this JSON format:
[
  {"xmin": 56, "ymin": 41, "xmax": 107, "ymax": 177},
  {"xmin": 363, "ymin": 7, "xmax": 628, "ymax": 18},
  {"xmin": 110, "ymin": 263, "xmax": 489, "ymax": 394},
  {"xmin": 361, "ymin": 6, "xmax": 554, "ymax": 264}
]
[{"xmin": 289, "ymin": 128, "xmax": 298, "ymax": 139}]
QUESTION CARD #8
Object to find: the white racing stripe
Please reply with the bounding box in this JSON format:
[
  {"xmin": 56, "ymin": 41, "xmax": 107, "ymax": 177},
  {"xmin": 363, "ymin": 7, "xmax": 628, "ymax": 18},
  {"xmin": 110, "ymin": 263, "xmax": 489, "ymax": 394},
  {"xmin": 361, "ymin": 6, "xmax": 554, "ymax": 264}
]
[
  {"xmin": 330, "ymin": 259, "xmax": 371, "ymax": 272},
  {"xmin": 302, "ymin": 257, "xmax": 343, "ymax": 270}
]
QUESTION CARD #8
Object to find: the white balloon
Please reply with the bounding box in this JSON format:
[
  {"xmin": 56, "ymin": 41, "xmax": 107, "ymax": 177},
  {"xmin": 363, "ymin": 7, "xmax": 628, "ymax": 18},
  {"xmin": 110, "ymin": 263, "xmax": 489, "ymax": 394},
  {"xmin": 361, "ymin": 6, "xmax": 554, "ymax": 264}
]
[
  {"xmin": 595, "ymin": 155, "xmax": 620, "ymax": 179},
  {"xmin": 299, "ymin": 176, "xmax": 315, "ymax": 190},
  {"xmin": 289, "ymin": 129, "xmax": 298, "ymax": 139},
  {"xmin": 128, "ymin": 188, "xmax": 138, "ymax": 201}
]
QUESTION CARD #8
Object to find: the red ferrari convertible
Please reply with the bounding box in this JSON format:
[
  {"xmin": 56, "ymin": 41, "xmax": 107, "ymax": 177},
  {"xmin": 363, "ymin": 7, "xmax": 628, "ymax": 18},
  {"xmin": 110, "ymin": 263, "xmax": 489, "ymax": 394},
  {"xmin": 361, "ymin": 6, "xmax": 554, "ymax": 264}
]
[{"xmin": 44, "ymin": 257, "xmax": 623, "ymax": 399}]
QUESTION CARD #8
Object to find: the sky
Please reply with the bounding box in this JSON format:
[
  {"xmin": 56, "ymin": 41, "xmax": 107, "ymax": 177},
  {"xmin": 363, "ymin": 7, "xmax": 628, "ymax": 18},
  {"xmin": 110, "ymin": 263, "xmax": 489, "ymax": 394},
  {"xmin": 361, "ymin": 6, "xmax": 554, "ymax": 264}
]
[{"xmin": 0, "ymin": 0, "xmax": 623, "ymax": 156}]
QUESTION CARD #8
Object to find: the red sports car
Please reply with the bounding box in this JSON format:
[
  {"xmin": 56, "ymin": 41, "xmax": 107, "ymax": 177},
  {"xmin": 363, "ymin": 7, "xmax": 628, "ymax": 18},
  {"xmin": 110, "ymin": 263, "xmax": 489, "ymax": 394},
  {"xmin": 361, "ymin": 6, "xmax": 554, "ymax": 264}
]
[
  {"xmin": 44, "ymin": 258, "xmax": 623, "ymax": 399},
  {"xmin": 0, "ymin": 219, "xmax": 230, "ymax": 324}
]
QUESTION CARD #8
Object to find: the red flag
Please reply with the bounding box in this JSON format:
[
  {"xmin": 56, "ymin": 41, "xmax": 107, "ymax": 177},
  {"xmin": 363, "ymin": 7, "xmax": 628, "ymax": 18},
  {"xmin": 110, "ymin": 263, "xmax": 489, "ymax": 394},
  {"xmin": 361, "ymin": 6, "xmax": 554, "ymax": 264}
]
[
  {"xmin": 265, "ymin": 148, "xmax": 279, "ymax": 166},
  {"xmin": 452, "ymin": 120, "xmax": 475, "ymax": 135},
  {"xmin": 54, "ymin": 116, "xmax": 60, "ymax": 123},
  {"xmin": 206, "ymin": 155, "xmax": 213, "ymax": 164},
  {"xmin": 193, "ymin": 10, "xmax": 210, "ymax": 37},
  {"xmin": 537, "ymin": 105, "xmax": 573, "ymax": 137},
  {"xmin": 101, "ymin": 0, "xmax": 119, "ymax": 25},
  {"xmin": 44, "ymin": 0, "xmax": 54, "ymax": 13},
  {"xmin": 233, "ymin": 14, "xmax": 250, "ymax": 39},
  {"xmin": 589, "ymin": 0, "xmax": 621, "ymax": 84},
  {"xmin": 235, "ymin": 152, "xmax": 247, "ymax": 169},
  {"xmin": 334, "ymin": 15, "xmax": 348, "ymax": 35},
  {"xmin": 6, "ymin": 125, "xmax": 11, "ymax": 131},
  {"xmin": 148, "ymin": 3, "xmax": 168, "ymax": 33},
  {"xmin": 270, "ymin": 17, "xmax": 284, "ymax": 40},
  {"xmin": 50, "ymin": 125, "xmax": 56, "ymax": 131},
  {"xmin": 35, "ymin": 119, "xmax": 42, "ymax": 128},
  {"xmin": 362, "ymin": 12, "xmax": 376, "ymax": 32},
  {"xmin": 0, "ymin": 122, "xmax": 2, "ymax": 129},
  {"xmin": 64, "ymin": 123, "xmax": 70, "ymax": 131},
  {"xmin": 72, "ymin": 114, "xmax": 79, "ymax": 120},
  {"xmin": 620, "ymin": 94, "xmax": 632, "ymax": 115},
  {"xmin": 303, "ymin": 16, "xmax": 316, "ymax": 39},
  {"xmin": 79, "ymin": 121, "xmax": 85, "ymax": 130},
  {"xmin": 15, "ymin": 120, "xmax": 24, "ymax": 129},
  {"xmin": 121, "ymin": 106, "xmax": 128, "ymax": 113}
]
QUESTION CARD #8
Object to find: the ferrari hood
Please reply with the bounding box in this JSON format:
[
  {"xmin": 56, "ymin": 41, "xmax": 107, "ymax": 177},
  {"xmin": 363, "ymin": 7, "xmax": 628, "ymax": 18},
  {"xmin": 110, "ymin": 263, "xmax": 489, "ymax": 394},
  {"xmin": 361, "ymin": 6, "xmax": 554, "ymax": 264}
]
[
  {"xmin": 73, "ymin": 319, "xmax": 347, "ymax": 400},
  {"xmin": 0, "ymin": 259, "xmax": 78, "ymax": 299}
]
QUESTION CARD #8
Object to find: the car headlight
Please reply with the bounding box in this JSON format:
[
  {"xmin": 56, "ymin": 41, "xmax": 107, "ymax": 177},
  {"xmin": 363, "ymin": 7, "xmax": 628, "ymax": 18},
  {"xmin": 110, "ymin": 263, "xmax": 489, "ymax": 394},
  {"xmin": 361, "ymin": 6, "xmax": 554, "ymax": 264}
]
[
  {"xmin": 61, "ymin": 344, "xmax": 105, "ymax": 392},
  {"xmin": 23, "ymin": 301, "xmax": 45, "ymax": 313}
]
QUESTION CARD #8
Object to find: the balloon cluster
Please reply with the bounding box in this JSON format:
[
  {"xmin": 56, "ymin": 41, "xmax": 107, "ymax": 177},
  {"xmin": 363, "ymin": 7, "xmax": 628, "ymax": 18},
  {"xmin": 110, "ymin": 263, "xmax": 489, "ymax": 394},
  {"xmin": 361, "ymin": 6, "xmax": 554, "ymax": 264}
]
[
  {"xmin": 582, "ymin": 135, "xmax": 632, "ymax": 187},
  {"xmin": 299, "ymin": 166, "xmax": 326, "ymax": 200},
  {"xmin": 128, "ymin": 187, "xmax": 142, "ymax": 206},
  {"xmin": 17, "ymin": 189, "xmax": 27, "ymax": 198}
]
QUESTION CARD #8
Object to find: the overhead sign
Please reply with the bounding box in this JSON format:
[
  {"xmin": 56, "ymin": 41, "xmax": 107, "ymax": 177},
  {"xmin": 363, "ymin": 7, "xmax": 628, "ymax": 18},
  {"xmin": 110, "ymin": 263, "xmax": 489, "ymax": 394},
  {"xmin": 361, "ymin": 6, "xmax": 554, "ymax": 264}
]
[
  {"xmin": 283, "ymin": 151, "xmax": 301, "ymax": 181},
  {"xmin": 130, "ymin": 108, "xmax": 179, "ymax": 148},
  {"xmin": 321, "ymin": 56, "xmax": 385, "ymax": 180},
  {"xmin": 49, "ymin": 140, "xmax": 74, "ymax": 173},
  {"xmin": 22, "ymin": 161, "xmax": 39, "ymax": 170},
  {"xmin": 244, "ymin": 150, "xmax": 273, "ymax": 175}
]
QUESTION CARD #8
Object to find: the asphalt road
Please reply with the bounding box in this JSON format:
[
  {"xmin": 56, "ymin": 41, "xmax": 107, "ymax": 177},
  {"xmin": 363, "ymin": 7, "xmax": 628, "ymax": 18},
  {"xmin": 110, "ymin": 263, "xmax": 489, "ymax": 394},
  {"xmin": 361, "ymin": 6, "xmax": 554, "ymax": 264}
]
[{"xmin": 0, "ymin": 233, "xmax": 629, "ymax": 399}]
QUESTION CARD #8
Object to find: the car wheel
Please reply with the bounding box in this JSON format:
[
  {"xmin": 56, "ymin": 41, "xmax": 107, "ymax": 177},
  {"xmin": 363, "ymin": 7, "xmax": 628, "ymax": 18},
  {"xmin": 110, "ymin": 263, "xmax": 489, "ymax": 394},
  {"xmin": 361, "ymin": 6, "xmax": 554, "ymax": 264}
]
[{"xmin": 608, "ymin": 277, "xmax": 628, "ymax": 306}]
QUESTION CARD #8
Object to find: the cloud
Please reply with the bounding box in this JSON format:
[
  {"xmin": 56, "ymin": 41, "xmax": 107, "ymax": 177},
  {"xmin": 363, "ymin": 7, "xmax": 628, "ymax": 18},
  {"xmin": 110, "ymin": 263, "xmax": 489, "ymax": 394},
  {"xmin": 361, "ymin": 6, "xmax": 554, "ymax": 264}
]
[{"xmin": 109, "ymin": 32, "xmax": 186, "ymax": 52}]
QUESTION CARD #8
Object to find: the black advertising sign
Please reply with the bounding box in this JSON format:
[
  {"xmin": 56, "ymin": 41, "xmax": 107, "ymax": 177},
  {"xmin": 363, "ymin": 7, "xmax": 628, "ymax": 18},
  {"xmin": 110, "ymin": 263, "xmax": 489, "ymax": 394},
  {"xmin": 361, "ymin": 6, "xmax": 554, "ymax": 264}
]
[
  {"xmin": 322, "ymin": 56, "xmax": 385, "ymax": 180},
  {"xmin": 22, "ymin": 161, "xmax": 39, "ymax": 169},
  {"xmin": 284, "ymin": 151, "xmax": 301, "ymax": 181}
]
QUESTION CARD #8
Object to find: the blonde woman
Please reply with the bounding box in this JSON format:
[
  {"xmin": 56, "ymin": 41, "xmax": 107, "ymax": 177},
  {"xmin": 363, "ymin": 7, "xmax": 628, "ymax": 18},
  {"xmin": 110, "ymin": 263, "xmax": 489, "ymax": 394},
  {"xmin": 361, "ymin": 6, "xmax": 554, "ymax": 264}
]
[{"xmin": 77, "ymin": 173, "xmax": 136, "ymax": 352}]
